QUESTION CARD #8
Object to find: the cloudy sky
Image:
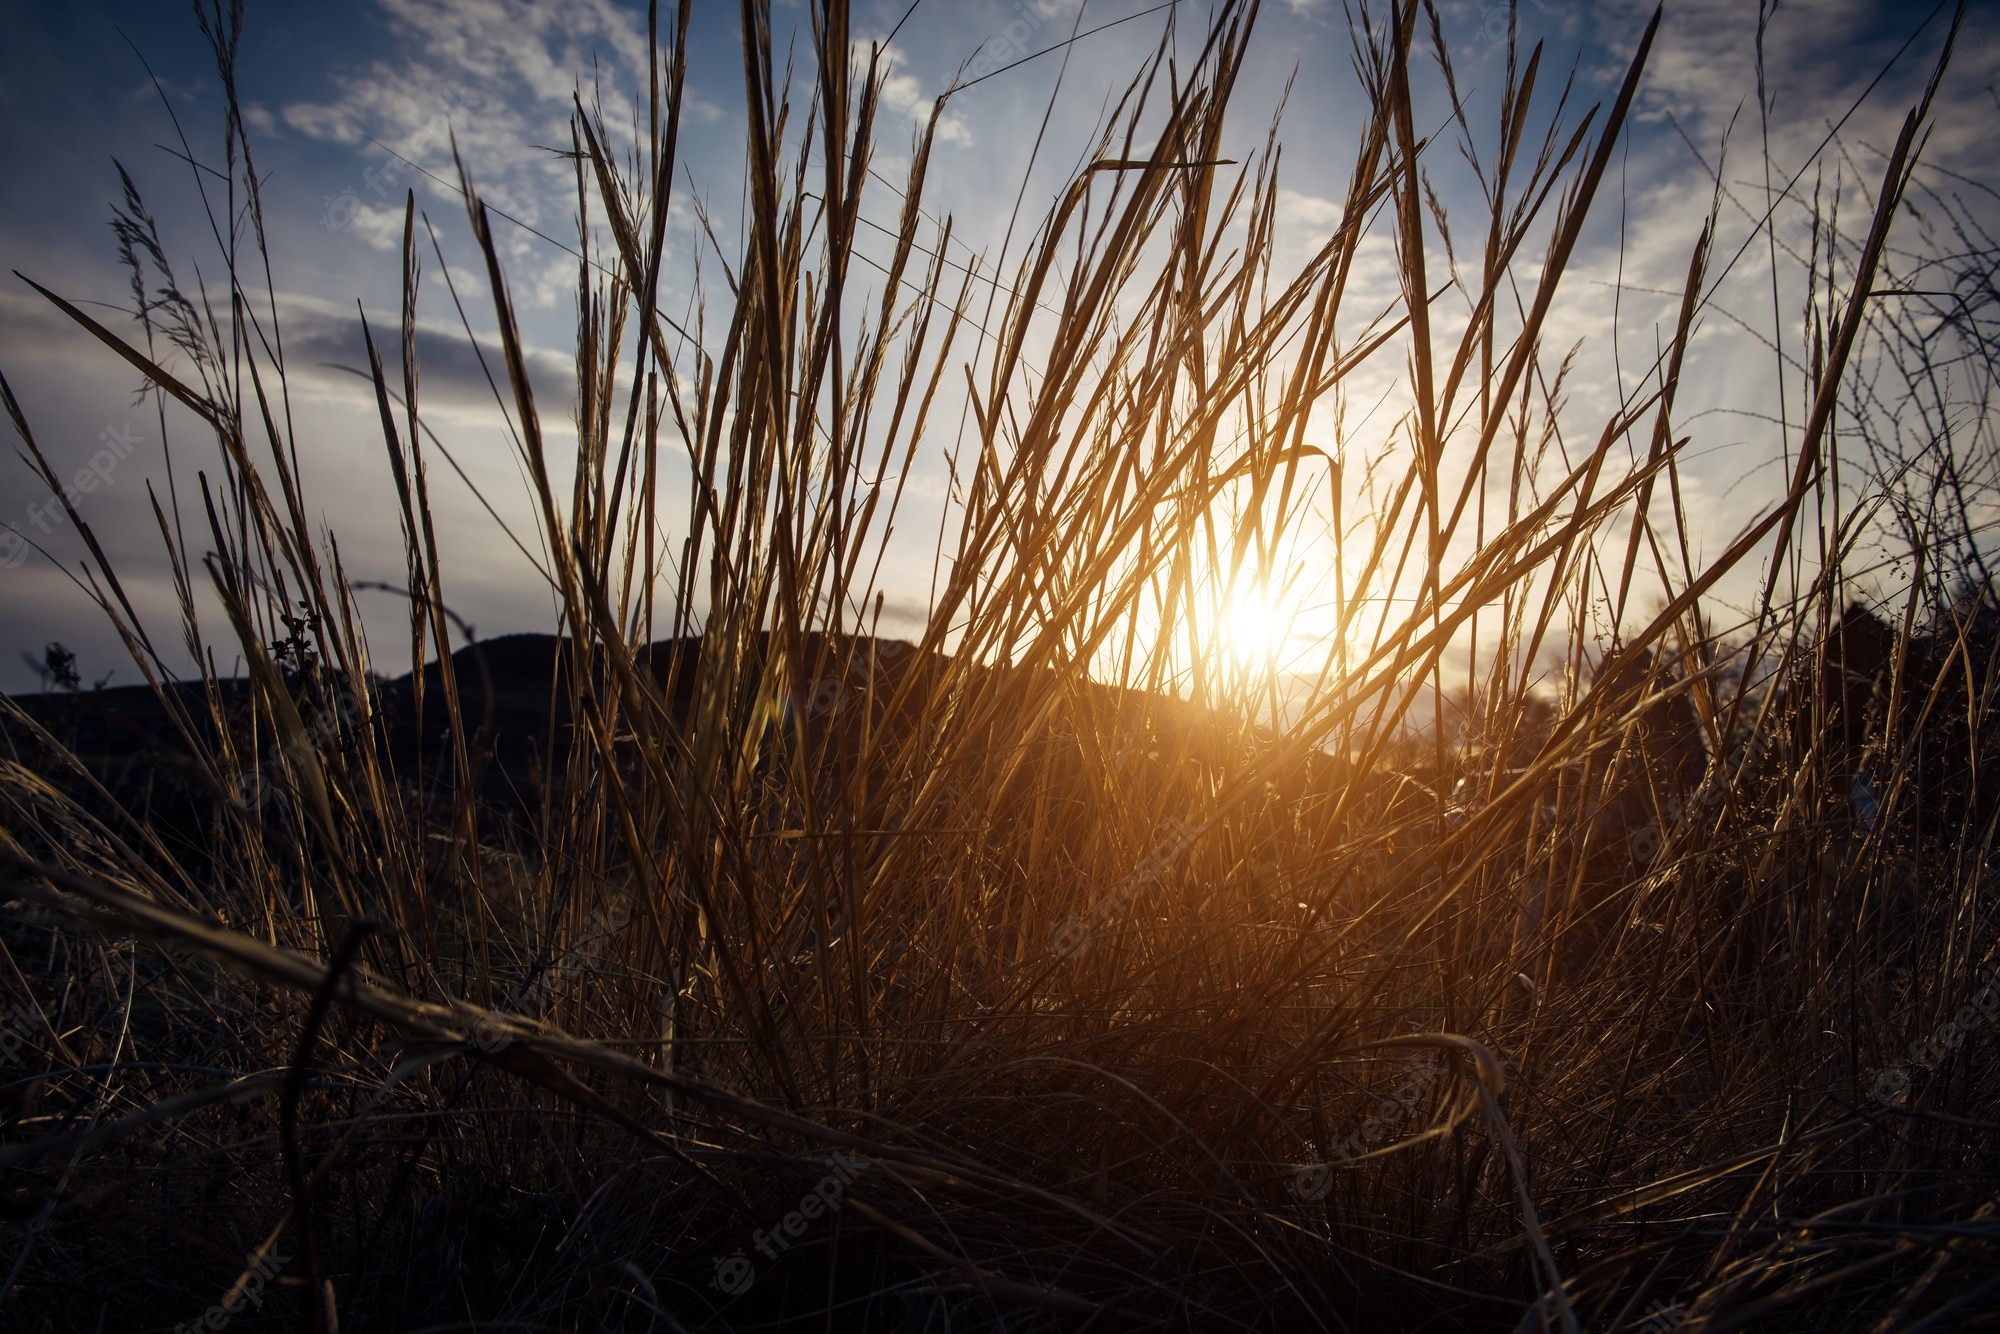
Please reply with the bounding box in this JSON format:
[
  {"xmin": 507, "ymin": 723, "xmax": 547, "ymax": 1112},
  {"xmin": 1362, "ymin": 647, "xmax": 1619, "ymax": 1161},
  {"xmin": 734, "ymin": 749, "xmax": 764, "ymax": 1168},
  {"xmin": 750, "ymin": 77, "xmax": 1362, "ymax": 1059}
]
[{"xmin": 0, "ymin": 0, "xmax": 1992, "ymax": 693}]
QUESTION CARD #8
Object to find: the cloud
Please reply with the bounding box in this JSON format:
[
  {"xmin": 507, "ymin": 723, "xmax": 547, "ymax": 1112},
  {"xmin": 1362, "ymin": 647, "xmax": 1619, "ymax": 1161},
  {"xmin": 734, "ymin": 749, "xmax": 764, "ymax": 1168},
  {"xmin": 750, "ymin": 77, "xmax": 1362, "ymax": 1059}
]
[
  {"xmin": 129, "ymin": 76, "xmax": 203, "ymax": 103},
  {"xmin": 276, "ymin": 0, "xmax": 656, "ymax": 247},
  {"xmin": 1601, "ymin": 0, "xmax": 1998, "ymax": 176},
  {"xmin": 0, "ymin": 282, "xmax": 575, "ymax": 427},
  {"xmin": 270, "ymin": 293, "xmax": 576, "ymax": 415},
  {"xmin": 1276, "ymin": 188, "xmax": 1343, "ymax": 231},
  {"xmin": 337, "ymin": 199, "xmax": 415, "ymax": 252},
  {"xmin": 371, "ymin": 0, "xmax": 649, "ymax": 106},
  {"xmin": 852, "ymin": 41, "xmax": 972, "ymax": 148}
]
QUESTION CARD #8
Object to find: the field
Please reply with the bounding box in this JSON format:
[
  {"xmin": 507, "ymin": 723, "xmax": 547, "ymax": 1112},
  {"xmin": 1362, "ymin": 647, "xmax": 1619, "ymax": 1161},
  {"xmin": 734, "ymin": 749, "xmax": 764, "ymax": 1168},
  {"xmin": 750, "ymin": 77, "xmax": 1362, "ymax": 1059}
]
[{"xmin": 4, "ymin": 1, "xmax": 2000, "ymax": 1329}]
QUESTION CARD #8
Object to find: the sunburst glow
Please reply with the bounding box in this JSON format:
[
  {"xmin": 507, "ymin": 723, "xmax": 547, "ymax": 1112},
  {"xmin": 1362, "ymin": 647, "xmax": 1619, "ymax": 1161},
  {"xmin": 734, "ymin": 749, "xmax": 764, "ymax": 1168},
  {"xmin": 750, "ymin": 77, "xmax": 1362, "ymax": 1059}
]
[{"xmin": 1217, "ymin": 585, "xmax": 1297, "ymax": 667}]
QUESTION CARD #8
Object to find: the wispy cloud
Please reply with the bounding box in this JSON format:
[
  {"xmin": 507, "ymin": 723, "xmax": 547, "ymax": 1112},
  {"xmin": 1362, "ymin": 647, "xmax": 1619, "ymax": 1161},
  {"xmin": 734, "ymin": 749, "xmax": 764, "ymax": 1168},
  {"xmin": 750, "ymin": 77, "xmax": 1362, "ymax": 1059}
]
[
  {"xmin": 852, "ymin": 40, "xmax": 973, "ymax": 147},
  {"xmin": 274, "ymin": 0, "xmax": 656, "ymax": 256}
]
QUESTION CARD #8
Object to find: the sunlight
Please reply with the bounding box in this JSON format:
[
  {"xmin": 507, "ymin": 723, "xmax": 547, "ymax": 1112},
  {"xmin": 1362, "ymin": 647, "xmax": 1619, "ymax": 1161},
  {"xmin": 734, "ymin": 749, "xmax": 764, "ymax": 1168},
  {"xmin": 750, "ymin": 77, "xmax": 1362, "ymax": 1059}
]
[{"xmin": 1217, "ymin": 584, "xmax": 1296, "ymax": 668}]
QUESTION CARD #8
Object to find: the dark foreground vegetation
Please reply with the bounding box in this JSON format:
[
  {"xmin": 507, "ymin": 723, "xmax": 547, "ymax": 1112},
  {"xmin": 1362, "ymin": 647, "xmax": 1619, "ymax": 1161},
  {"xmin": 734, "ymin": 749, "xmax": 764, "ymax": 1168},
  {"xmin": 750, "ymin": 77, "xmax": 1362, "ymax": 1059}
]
[{"xmin": 4, "ymin": 1, "xmax": 2000, "ymax": 1329}]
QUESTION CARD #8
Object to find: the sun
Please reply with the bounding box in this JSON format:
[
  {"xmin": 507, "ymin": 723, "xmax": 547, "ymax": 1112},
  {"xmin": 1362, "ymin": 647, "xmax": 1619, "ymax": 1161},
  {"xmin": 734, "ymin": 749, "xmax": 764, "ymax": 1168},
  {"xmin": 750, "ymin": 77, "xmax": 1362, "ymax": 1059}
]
[{"xmin": 1216, "ymin": 584, "xmax": 1298, "ymax": 669}]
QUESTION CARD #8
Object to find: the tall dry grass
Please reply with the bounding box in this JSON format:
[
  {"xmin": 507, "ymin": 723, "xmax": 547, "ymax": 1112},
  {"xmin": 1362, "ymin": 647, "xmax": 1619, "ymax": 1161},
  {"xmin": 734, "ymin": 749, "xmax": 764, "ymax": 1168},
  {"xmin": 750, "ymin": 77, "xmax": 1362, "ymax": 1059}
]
[{"xmin": 3, "ymin": 0, "xmax": 1998, "ymax": 1329}]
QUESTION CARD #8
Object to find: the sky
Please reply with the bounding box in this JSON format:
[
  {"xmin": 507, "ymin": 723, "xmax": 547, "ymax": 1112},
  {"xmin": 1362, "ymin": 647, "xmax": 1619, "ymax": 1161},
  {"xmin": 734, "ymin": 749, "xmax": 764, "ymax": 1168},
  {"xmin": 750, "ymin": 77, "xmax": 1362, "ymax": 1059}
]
[{"xmin": 0, "ymin": 0, "xmax": 1993, "ymax": 695}]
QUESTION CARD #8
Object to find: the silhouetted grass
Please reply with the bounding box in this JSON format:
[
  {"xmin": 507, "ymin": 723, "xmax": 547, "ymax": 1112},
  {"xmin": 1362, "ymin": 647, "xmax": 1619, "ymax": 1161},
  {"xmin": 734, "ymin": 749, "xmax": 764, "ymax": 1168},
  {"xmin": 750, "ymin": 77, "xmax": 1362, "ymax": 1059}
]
[{"xmin": 2, "ymin": 1, "xmax": 1997, "ymax": 1329}]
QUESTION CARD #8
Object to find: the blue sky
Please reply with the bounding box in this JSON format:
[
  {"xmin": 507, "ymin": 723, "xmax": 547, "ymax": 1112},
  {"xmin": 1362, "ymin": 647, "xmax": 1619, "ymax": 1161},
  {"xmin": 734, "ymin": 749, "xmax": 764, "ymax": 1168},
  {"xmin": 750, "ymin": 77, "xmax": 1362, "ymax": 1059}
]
[{"xmin": 0, "ymin": 0, "xmax": 1992, "ymax": 693}]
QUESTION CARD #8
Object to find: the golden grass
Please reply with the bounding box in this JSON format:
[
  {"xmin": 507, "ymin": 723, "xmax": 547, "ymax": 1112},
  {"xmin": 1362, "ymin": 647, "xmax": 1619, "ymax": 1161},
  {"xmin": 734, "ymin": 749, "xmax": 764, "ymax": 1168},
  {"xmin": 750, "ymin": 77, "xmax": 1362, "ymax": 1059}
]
[{"xmin": 2, "ymin": 0, "xmax": 1998, "ymax": 1329}]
